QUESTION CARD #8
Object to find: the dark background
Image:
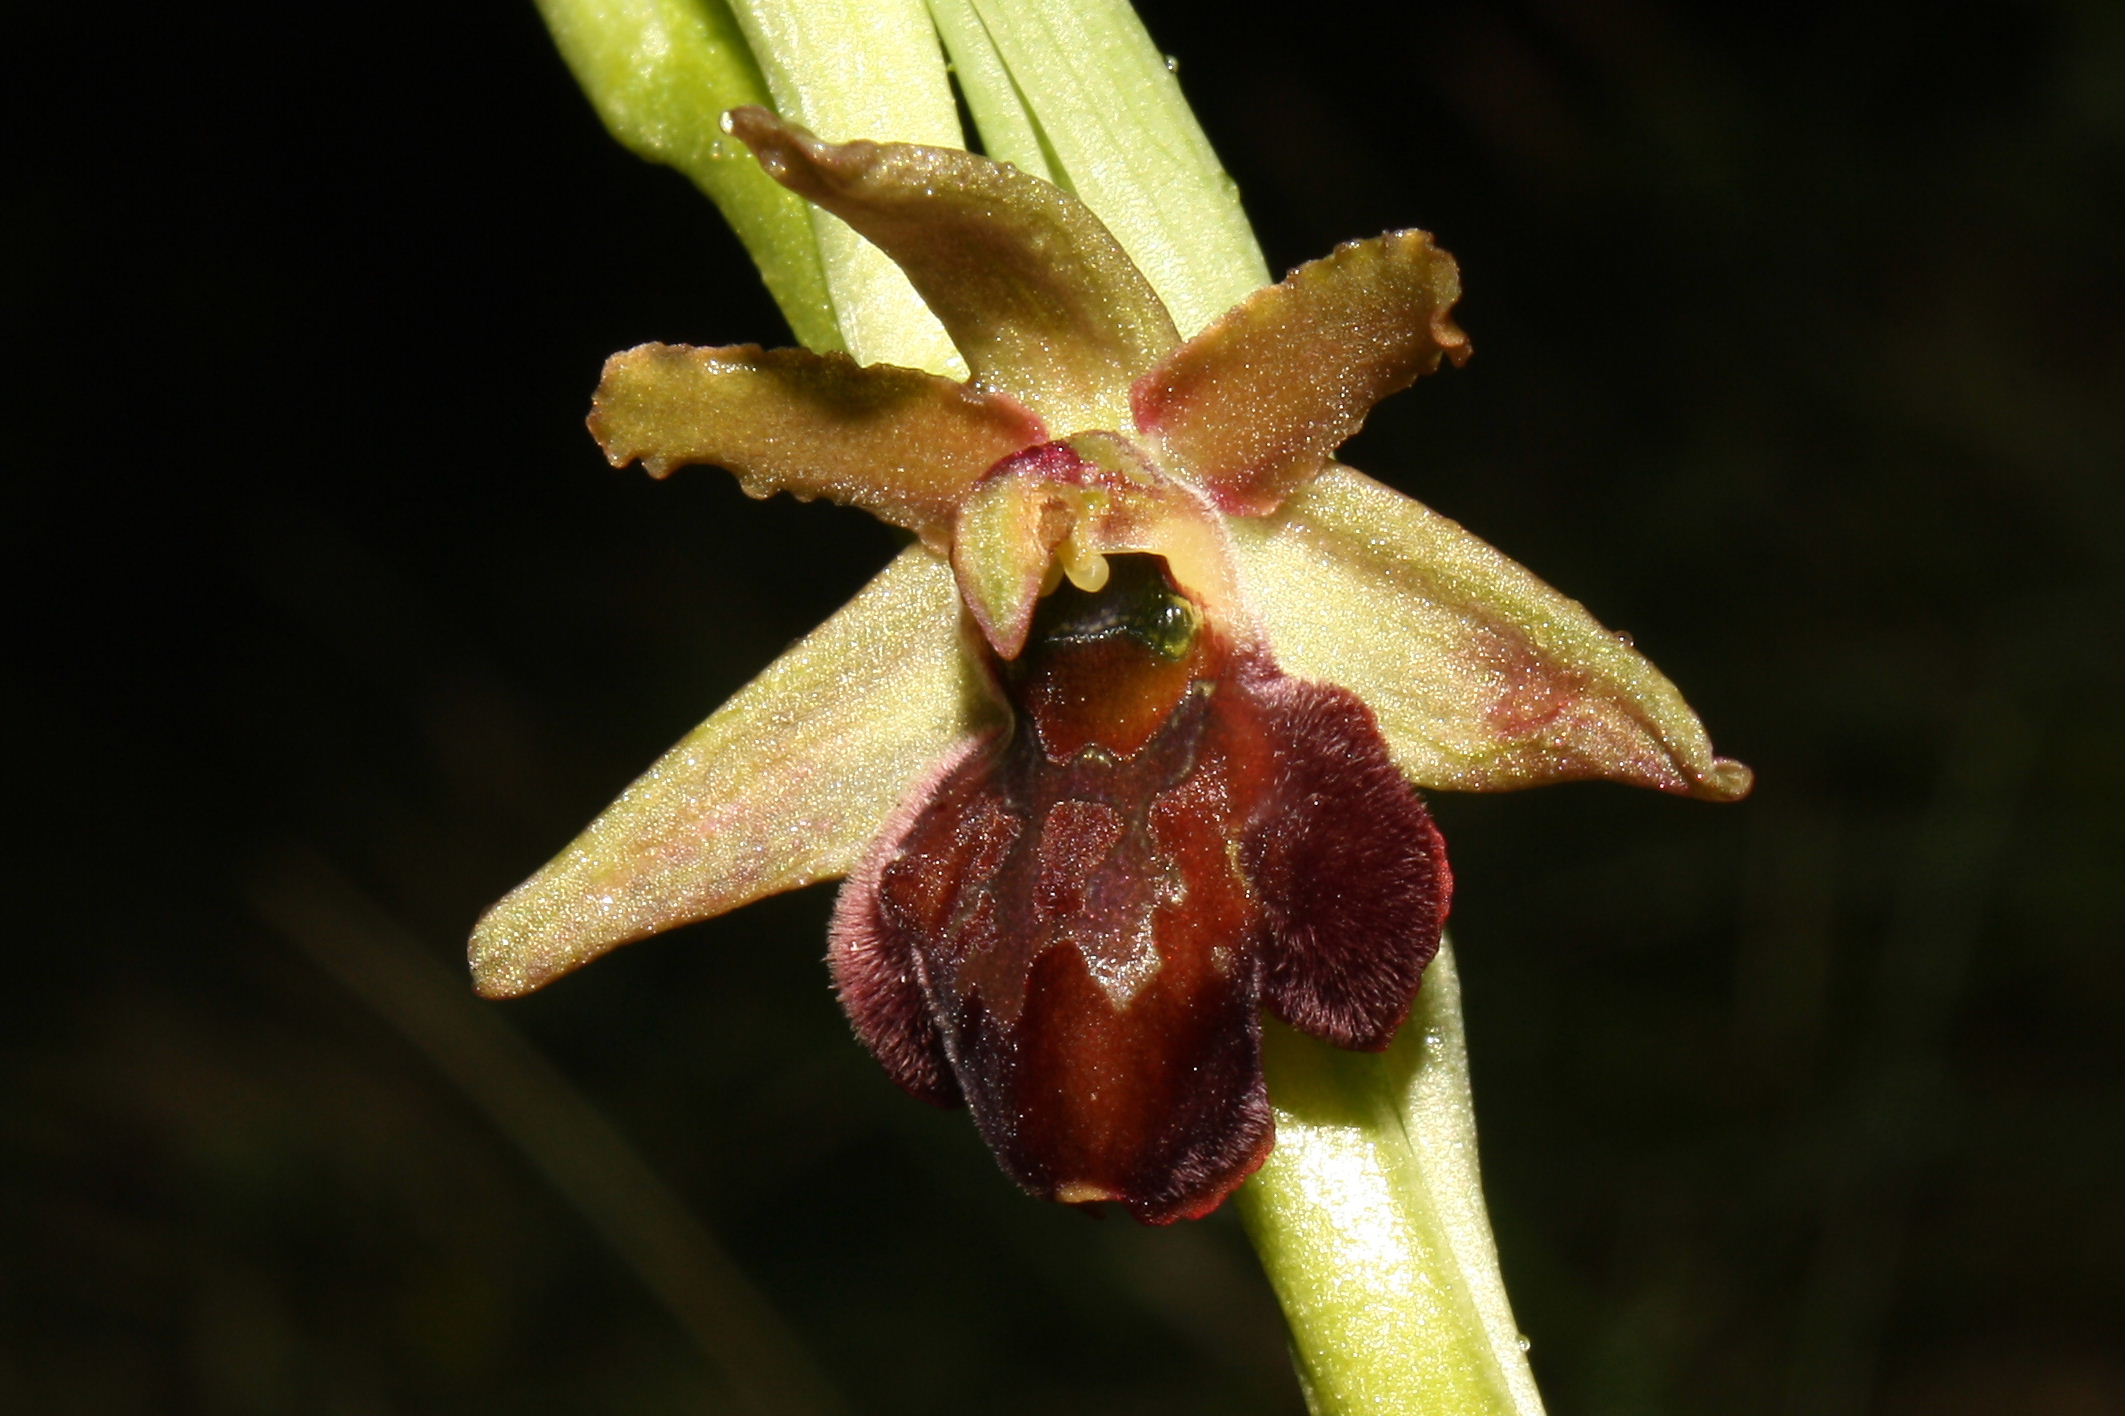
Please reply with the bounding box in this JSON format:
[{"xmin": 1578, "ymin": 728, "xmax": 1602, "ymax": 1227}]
[{"xmin": 12, "ymin": 0, "xmax": 2120, "ymax": 1411}]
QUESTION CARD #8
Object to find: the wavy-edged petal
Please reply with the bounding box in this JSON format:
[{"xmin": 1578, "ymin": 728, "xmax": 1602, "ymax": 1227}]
[
  {"xmin": 727, "ymin": 106, "xmax": 1179, "ymax": 431},
  {"xmin": 1228, "ymin": 464, "xmax": 1752, "ymax": 801},
  {"xmin": 1133, "ymin": 231, "xmax": 1471, "ymax": 516},
  {"xmin": 590, "ymin": 343, "xmax": 1044, "ymax": 544},
  {"xmin": 469, "ymin": 545, "xmax": 1000, "ymax": 999}
]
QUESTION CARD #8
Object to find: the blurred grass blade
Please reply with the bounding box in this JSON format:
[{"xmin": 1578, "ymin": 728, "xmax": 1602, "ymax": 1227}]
[
  {"xmin": 964, "ymin": 0, "xmax": 1269, "ymax": 336},
  {"xmin": 1238, "ymin": 943, "xmax": 1546, "ymax": 1416},
  {"xmin": 252, "ymin": 853, "xmax": 851, "ymax": 1416},
  {"xmin": 725, "ymin": 0, "xmax": 967, "ymax": 372},
  {"xmin": 534, "ymin": 0, "xmax": 841, "ymax": 352}
]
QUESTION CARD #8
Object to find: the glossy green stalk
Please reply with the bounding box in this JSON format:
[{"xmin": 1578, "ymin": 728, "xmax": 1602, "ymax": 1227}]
[
  {"xmin": 924, "ymin": 0, "xmax": 1054, "ymax": 181},
  {"xmin": 1238, "ymin": 944, "xmax": 1546, "ymax": 1415},
  {"xmin": 533, "ymin": 0, "xmax": 840, "ymax": 351}
]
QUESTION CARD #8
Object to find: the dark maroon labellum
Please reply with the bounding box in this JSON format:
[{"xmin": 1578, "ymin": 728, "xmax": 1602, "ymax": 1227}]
[{"xmin": 831, "ymin": 557, "xmax": 1451, "ymax": 1223}]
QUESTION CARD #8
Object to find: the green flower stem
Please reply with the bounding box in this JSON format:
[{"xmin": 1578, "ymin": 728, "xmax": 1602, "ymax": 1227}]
[
  {"xmin": 533, "ymin": 0, "xmax": 841, "ymax": 352},
  {"xmin": 943, "ymin": 0, "xmax": 1269, "ymax": 338},
  {"xmin": 1238, "ymin": 944, "xmax": 1546, "ymax": 1416},
  {"xmin": 532, "ymin": 4, "xmax": 1547, "ymax": 1412},
  {"xmin": 923, "ymin": 0, "xmax": 1054, "ymax": 182}
]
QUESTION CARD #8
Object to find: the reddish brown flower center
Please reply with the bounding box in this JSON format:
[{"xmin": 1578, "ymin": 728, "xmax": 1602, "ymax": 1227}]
[{"xmin": 830, "ymin": 556, "xmax": 1452, "ymax": 1223}]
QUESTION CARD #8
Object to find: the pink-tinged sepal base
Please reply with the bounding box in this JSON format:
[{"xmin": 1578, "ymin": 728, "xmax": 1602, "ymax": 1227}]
[{"xmin": 829, "ymin": 557, "xmax": 1450, "ymax": 1222}]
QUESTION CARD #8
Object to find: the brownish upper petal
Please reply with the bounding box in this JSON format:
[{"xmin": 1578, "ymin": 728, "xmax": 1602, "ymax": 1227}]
[
  {"xmin": 1132, "ymin": 230, "xmax": 1470, "ymax": 517},
  {"xmin": 590, "ymin": 342, "xmax": 1045, "ymax": 545},
  {"xmin": 726, "ymin": 106, "xmax": 1180, "ymax": 432}
]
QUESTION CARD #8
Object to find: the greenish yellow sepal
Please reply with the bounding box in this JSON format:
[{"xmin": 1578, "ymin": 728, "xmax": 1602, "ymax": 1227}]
[
  {"xmin": 469, "ymin": 546, "xmax": 995, "ymax": 999},
  {"xmin": 1230, "ymin": 465, "xmax": 1752, "ymax": 801}
]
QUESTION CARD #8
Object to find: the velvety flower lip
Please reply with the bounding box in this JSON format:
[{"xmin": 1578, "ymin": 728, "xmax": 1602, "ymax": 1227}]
[{"xmin": 469, "ymin": 109, "xmax": 1751, "ymax": 1220}]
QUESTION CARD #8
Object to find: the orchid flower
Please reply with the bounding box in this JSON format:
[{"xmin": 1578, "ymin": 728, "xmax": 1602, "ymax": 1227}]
[{"xmin": 470, "ymin": 108, "xmax": 1751, "ymax": 1228}]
